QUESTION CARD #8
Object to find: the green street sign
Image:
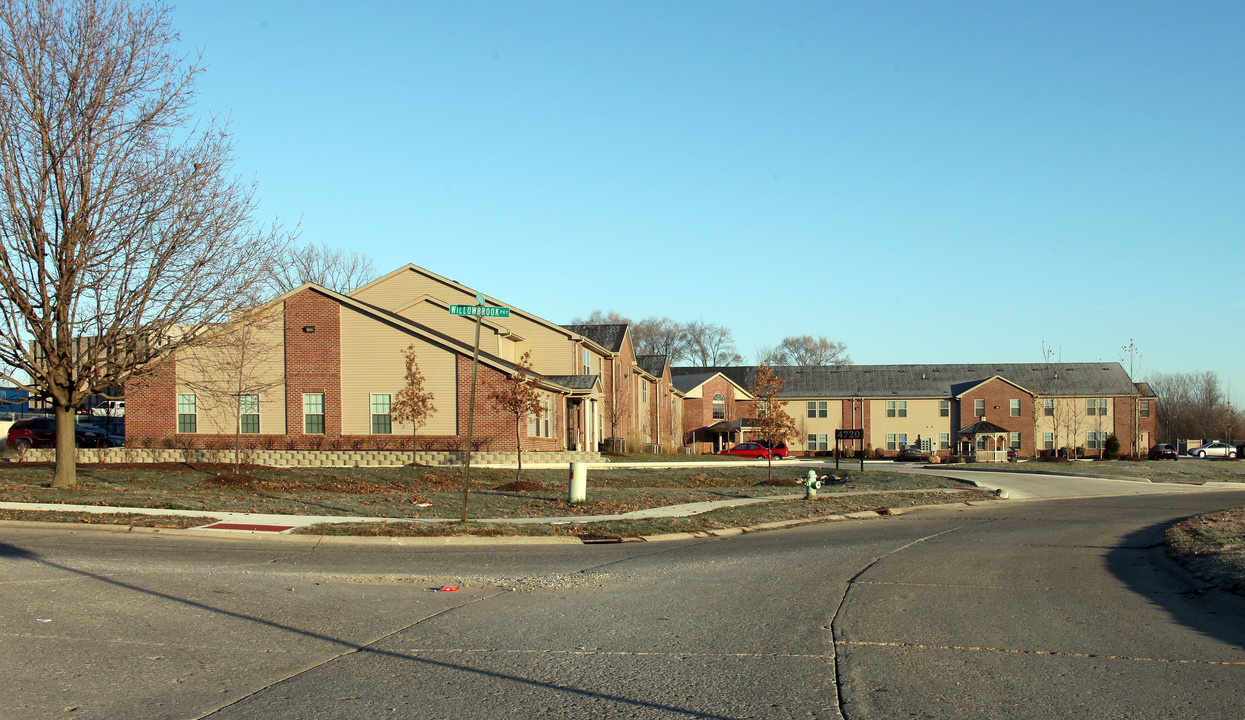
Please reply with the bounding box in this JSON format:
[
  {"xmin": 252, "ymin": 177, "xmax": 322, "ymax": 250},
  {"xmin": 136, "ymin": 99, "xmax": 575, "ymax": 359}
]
[{"xmin": 449, "ymin": 304, "xmax": 510, "ymax": 318}]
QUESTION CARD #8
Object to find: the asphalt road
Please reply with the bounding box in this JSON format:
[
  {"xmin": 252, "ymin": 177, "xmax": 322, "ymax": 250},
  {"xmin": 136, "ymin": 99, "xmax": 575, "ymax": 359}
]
[{"xmin": 2, "ymin": 483, "xmax": 1244, "ymax": 719}]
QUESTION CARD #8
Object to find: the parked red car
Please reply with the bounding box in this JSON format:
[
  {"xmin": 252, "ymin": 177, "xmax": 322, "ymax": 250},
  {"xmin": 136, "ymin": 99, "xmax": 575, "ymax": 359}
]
[
  {"xmin": 7, "ymin": 417, "xmax": 109, "ymax": 450},
  {"xmin": 756, "ymin": 441, "xmax": 789, "ymax": 458},
  {"xmin": 718, "ymin": 442, "xmax": 774, "ymax": 459}
]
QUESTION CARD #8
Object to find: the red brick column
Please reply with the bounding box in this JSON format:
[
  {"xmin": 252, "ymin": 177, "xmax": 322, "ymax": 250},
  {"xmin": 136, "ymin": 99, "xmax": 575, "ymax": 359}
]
[{"xmin": 284, "ymin": 291, "xmax": 342, "ymax": 443}]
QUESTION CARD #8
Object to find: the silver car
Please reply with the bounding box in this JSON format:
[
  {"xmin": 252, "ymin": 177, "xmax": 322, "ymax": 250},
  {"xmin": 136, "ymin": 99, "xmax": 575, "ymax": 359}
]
[{"xmin": 1188, "ymin": 441, "xmax": 1238, "ymax": 458}]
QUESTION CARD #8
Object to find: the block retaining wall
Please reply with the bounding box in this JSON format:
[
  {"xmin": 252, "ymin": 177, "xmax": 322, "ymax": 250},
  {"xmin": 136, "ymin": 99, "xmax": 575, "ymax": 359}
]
[{"xmin": 17, "ymin": 448, "xmax": 603, "ymax": 467}]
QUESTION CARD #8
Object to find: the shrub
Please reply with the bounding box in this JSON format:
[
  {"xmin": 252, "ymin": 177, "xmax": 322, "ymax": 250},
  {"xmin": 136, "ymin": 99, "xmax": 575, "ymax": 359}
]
[{"xmin": 1103, "ymin": 435, "xmax": 1121, "ymax": 460}]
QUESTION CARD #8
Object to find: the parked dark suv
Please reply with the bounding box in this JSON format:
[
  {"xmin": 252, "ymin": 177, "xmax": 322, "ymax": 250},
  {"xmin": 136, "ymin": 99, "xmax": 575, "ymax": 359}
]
[
  {"xmin": 7, "ymin": 417, "xmax": 109, "ymax": 450},
  {"xmin": 1148, "ymin": 443, "xmax": 1179, "ymax": 460}
]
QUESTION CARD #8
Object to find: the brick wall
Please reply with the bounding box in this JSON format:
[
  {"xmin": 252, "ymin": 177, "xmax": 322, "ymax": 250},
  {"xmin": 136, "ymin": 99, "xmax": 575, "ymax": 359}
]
[
  {"xmin": 124, "ymin": 359, "xmax": 176, "ymax": 444},
  {"xmin": 284, "ymin": 290, "xmax": 342, "ymax": 438},
  {"xmin": 958, "ymin": 378, "xmax": 1036, "ymax": 456},
  {"xmin": 840, "ymin": 399, "xmax": 869, "ymax": 454},
  {"xmin": 457, "ymin": 355, "xmax": 562, "ymax": 452}
]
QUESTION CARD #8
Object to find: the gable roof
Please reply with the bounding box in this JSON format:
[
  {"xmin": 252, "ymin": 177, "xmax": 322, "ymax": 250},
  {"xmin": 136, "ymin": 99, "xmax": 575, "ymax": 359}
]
[
  {"xmin": 270, "ymin": 284, "xmax": 584, "ymax": 395},
  {"xmin": 636, "ymin": 355, "xmax": 669, "ymax": 378},
  {"xmin": 671, "ymin": 370, "xmax": 754, "ymax": 398},
  {"xmin": 671, "ymin": 362, "xmax": 1141, "ymax": 398},
  {"xmin": 562, "ymin": 324, "xmax": 628, "ymax": 354}
]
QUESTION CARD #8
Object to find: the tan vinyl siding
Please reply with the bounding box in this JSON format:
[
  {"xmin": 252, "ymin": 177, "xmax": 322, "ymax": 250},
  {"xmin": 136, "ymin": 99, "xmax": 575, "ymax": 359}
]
[
  {"xmin": 792, "ymin": 398, "xmax": 842, "ymax": 453},
  {"xmin": 173, "ymin": 310, "xmax": 287, "ymax": 434},
  {"xmin": 340, "ymin": 307, "xmax": 457, "ymax": 435},
  {"xmin": 351, "ymin": 268, "xmax": 575, "ymax": 373}
]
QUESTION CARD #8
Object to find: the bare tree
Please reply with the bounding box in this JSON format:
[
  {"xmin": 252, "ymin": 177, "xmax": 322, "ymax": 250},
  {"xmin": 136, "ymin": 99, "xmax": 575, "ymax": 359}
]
[
  {"xmin": 570, "ymin": 309, "xmax": 631, "ymax": 325},
  {"xmin": 390, "ymin": 345, "xmax": 436, "ymax": 465},
  {"xmin": 0, "ymin": 0, "xmax": 289, "ymax": 487},
  {"xmin": 684, "ymin": 320, "xmax": 743, "ymax": 366},
  {"xmin": 631, "ymin": 316, "xmax": 689, "ymax": 363},
  {"xmin": 267, "ymin": 242, "xmax": 378, "ymax": 296},
  {"xmin": 761, "ymin": 336, "xmax": 851, "ymax": 367},
  {"xmin": 1149, "ymin": 370, "xmax": 1241, "ymax": 443},
  {"xmin": 488, "ymin": 351, "xmax": 544, "ymax": 482},
  {"xmin": 176, "ymin": 307, "xmax": 284, "ymax": 472},
  {"xmin": 751, "ymin": 364, "xmax": 797, "ymax": 481}
]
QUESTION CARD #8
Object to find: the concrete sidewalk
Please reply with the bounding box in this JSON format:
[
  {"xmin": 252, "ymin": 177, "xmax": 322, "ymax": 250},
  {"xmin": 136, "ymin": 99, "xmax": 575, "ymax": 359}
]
[{"xmin": 0, "ymin": 486, "xmax": 983, "ymax": 537}]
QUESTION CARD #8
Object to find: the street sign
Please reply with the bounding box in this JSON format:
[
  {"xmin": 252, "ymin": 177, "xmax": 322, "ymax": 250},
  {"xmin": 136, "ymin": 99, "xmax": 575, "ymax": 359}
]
[
  {"xmin": 449, "ymin": 304, "xmax": 510, "ymax": 318},
  {"xmin": 836, "ymin": 428, "xmax": 864, "ymax": 440}
]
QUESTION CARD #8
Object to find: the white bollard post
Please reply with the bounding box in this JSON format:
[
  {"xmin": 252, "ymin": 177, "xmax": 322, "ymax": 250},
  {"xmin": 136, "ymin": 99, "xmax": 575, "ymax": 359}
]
[{"xmin": 568, "ymin": 462, "xmax": 587, "ymax": 503}]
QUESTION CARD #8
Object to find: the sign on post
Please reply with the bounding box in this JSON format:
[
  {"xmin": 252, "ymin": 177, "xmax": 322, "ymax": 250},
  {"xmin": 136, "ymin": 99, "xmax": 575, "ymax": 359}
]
[
  {"xmin": 449, "ymin": 304, "xmax": 510, "ymax": 318},
  {"xmin": 835, "ymin": 428, "xmax": 865, "ymax": 471}
]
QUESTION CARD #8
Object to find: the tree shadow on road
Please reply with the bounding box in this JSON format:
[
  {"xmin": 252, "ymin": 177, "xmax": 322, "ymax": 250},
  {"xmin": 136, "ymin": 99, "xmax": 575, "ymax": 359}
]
[{"xmin": 1106, "ymin": 522, "xmax": 1245, "ymax": 652}]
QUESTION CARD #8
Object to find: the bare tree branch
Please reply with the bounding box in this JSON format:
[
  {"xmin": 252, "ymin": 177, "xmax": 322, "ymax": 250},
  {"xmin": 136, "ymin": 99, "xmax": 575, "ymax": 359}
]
[{"xmin": 0, "ymin": 0, "xmax": 291, "ymax": 486}]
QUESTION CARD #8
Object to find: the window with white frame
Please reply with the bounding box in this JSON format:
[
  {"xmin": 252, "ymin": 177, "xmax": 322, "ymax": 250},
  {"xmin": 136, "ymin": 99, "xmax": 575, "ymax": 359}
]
[
  {"xmin": 712, "ymin": 393, "xmax": 725, "ymax": 420},
  {"xmin": 807, "ymin": 434, "xmax": 828, "ymax": 452},
  {"xmin": 240, "ymin": 395, "xmax": 259, "ymax": 434},
  {"xmin": 886, "ymin": 433, "xmax": 907, "ymax": 451},
  {"xmin": 886, "ymin": 400, "xmax": 907, "ymax": 418},
  {"xmin": 371, "ymin": 394, "xmax": 392, "ymax": 434},
  {"xmin": 974, "ymin": 399, "xmax": 985, "ymax": 417},
  {"xmin": 807, "ymin": 401, "xmax": 827, "ymax": 418},
  {"xmin": 1139, "ymin": 400, "xmax": 1150, "ymax": 418},
  {"xmin": 1044, "ymin": 432, "xmax": 1055, "ymax": 450},
  {"xmin": 536, "ymin": 398, "xmax": 553, "ymax": 437},
  {"xmin": 939, "ymin": 400, "xmax": 950, "ymax": 417},
  {"xmin": 1010, "ymin": 399, "xmax": 1021, "ymax": 417},
  {"xmin": 1087, "ymin": 398, "xmax": 1108, "ymax": 416},
  {"xmin": 1010, "ymin": 432, "xmax": 1021, "ymax": 449},
  {"xmin": 177, "ymin": 393, "xmax": 197, "ymax": 433},
  {"xmin": 1087, "ymin": 431, "xmax": 1104, "ymax": 449},
  {"xmin": 304, "ymin": 393, "xmax": 325, "ymax": 434},
  {"xmin": 939, "ymin": 432, "xmax": 950, "ymax": 450},
  {"xmin": 582, "ymin": 348, "xmax": 591, "ymax": 374},
  {"xmin": 1043, "ymin": 398, "xmax": 1054, "ymax": 416}
]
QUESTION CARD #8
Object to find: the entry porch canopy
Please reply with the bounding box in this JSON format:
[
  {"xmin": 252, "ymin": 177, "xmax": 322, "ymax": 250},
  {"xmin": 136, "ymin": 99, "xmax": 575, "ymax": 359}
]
[
  {"xmin": 957, "ymin": 419, "xmax": 1011, "ymax": 462},
  {"xmin": 705, "ymin": 418, "xmax": 760, "ymax": 451}
]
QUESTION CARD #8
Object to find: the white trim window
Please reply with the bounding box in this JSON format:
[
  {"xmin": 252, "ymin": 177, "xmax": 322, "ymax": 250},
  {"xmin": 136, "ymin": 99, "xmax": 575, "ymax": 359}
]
[
  {"xmin": 1087, "ymin": 431, "xmax": 1105, "ymax": 449},
  {"xmin": 1044, "ymin": 432, "xmax": 1055, "ymax": 450},
  {"xmin": 1043, "ymin": 398, "xmax": 1054, "ymax": 417},
  {"xmin": 240, "ymin": 395, "xmax": 260, "ymax": 434},
  {"xmin": 1010, "ymin": 399, "xmax": 1021, "ymax": 417},
  {"xmin": 939, "ymin": 400, "xmax": 950, "ymax": 417},
  {"xmin": 807, "ymin": 401, "xmax": 828, "ymax": 418},
  {"xmin": 1139, "ymin": 400, "xmax": 1150, "ymax": 418},
  {"xmin": 974, "ymin": 399, "xmax": 986, "ymax": 417},
  {"xmin": 1010, "ymin": 432, "xmax": 1021, "ymax": 450},
  {"xmin": 304, "ymin": 393, "xmax": 325, "ymax": 435},
  {"xmin": 807, "ymin": 434, "xmax": 828, "ymax": 452},
  {"xmin": 939, "ymin": 432, "xmax": 950, "ymax": 450},
  {"xmin": 371, "ymin": 394, "xmax": 392, "ymax": 434},
  {"xmin": 886, "ymin": 433, "xmax": 908, "ymax": 451},
  {"xmin": 886, "ymin": 400, "xmax": 907, "ymax": 418},
  {"xmin": 529, "ymin": 397, "xmax": 554, "ymax": 438},
  {"xmin": 712, "ymin": 393, "xmax": 725, "ymax": 420},
  {"xmin": 1087, "ymin": 398, "xmax": 1108, "ymax": 416},
  {"xmin": 177, "ymin": 393, "xmax": 197, "ymax": 433}
]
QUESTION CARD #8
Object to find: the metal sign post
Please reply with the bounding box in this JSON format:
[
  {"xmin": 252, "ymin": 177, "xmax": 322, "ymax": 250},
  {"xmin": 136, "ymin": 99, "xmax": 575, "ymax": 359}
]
[
  {"xmin": 836, "ymin": 428, "xmax": 864, "ymax": 472},
  {"xmin": 451, "ymin": 295, "xmax": 510, "ymax": 523}
]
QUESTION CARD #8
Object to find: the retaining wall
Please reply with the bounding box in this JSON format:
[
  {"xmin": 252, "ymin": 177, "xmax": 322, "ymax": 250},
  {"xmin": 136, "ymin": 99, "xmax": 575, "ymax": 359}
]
[{"xmin": 16, "ymin": 447, "xmax": 602, "ymax": 467}]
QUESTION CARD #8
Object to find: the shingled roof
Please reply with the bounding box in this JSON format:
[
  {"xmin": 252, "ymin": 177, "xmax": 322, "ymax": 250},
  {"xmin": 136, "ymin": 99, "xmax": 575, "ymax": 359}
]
[
  {"xmin": 671, "ymin": 362, "xmax": 1142, "ymax": 398},
  {"xmin": 636, "ymin": 355, "xmax": 668, "ymax": 378},
  {"xmin": 563, "ymin": 324, "xmax": 627, "ymax": 353}
]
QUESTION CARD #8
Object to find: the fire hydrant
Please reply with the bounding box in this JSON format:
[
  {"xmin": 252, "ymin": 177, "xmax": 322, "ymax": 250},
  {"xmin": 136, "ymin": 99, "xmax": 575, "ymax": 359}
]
[{"xmin": 798, "ymin": 469, "xmax": 825, "ymax": 499}]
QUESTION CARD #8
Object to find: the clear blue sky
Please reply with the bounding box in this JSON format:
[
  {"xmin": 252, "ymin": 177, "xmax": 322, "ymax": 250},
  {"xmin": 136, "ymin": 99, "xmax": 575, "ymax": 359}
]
[{"xmin": 172, "ymin": 1, "xmax": 1244, "ymax": 396}]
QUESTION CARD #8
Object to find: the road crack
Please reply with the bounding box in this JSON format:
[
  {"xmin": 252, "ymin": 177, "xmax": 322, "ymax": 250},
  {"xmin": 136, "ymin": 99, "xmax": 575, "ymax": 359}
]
[{"xmin": 840, "ymin": 640, "xmax": 1245, "ymax": 666}]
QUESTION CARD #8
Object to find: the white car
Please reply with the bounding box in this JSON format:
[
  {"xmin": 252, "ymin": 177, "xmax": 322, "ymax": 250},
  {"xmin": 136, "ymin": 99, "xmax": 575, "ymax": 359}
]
[
  {"xmin": 1188, "ymin": 441, "xmax": 1237, "ymax": 458},
  {"xmin": 90, "ymin": 400, "xmax": 125, "ymax": 418}
]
